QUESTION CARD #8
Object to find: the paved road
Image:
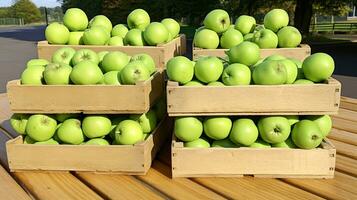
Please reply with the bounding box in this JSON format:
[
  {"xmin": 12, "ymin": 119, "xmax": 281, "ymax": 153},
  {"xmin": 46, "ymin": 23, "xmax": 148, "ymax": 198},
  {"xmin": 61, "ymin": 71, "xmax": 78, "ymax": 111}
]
[{"xmin": 0, "ymin": 26, "xmax": 356, "ymax": 98}]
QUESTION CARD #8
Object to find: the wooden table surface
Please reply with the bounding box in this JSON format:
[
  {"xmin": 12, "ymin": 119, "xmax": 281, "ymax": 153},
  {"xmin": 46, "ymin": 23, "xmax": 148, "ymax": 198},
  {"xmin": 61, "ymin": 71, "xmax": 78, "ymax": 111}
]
[{"xmin": 0, "ymin": 93, "xmax": 356, "ymax": 200}]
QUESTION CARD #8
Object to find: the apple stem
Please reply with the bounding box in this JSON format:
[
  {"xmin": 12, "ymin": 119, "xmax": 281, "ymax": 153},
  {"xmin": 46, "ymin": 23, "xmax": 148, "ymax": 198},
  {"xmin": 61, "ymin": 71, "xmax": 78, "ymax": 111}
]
[{"xmin": 312, "ymin": 135, "xmax": 319, "ymax": 140}]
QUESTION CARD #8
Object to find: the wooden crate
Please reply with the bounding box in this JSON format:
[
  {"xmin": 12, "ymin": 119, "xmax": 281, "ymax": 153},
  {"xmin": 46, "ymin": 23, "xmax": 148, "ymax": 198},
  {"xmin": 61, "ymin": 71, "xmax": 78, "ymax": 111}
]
[
  {"xmin": 6, "ymin": 117, "xmax": 173, "ymax": 174},
  {"xmin": 167, "ymin": 78, "xmax": 341, "ymax": 116},
  {"xmin": 37, "ymin": 35, "xmax": 186, "ymax": 70},
  {"xmin": 171, "ymin": 133, "xmax": 336, "ymax": 178},
  {"xmin": 7, "ymin": 71, "xmax": 164, "ymax": 114},
  {"xmin": 193, "ymin": 44, "xmax": 311, "ymax": 61}
]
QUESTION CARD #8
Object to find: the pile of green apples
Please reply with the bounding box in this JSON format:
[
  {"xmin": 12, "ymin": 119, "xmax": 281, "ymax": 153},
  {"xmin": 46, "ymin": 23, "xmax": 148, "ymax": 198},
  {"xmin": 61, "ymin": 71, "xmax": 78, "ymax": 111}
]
[
  {"xmin": 167, "ymin": 50, "xmax": 335, "ymax": 85},
  {"xmin": 194, "ymin": 9, "xmax": 302, "ymax": 49},
  {"xmin": 45, "ymin": 8, "xmax": 180, "ymax": 46},
  {"xmin": 10, "ymin": 101, "xmax": 165, "ymax": 145},
  {"xmin": 21, "ymin": 48, "xmax": 156, "ymax": 85},
  {"xmin": 174, "ymin": 115, "xmax": 332, "ymax": 149}
]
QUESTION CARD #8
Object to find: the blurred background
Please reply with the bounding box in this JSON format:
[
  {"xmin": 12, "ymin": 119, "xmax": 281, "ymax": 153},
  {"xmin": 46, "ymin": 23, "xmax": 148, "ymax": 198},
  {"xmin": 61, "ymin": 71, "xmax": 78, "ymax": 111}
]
[{"xmin": 0, "ymin": 0, "xmax": 356, "ymax": 97}]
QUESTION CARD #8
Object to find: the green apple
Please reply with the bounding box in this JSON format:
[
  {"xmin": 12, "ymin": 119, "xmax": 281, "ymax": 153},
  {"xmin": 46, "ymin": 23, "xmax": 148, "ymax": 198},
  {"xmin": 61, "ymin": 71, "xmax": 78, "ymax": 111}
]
[
  {"xmin": 277, "ymin": 26, "xmax": 302, "ymax": 48},
  {"xmin": 166, "ymin": 56, "xmax": 194, "ymax": 84},
  {"xmin": 280, "ymin": 59, "xmax": 298, "ymax": 84},
  {"xmin": 10, "ymin": 114, "xmax": 29, "ymax": 135},
  {"xmin": 264, "ymin": 9, "xmax": 289, "ymax": 32},
  {"xmin": 27, "ymin": 59, "xmax": 49, "ymax": 68},
  {"xmin": 97, "ymin": 51, "xmax": 109, "ymax": 64},
  {"xmin": 101, "ymin": 51, "xmax": 130, "ymax": 73},
  {"xmin": 174, "ymin": 117, "xmax": 203, "ymax": 142},
  {"xmin": 253, "ymin": 60, "xmax": 287, "ymax": 85},
  {"xmin": 302, "ymin": 53, "xmax": 335, "ymax": 82},
  {"xmin": 71, "ymin": 49, "xmax": 99, "ymax": 65},
  {"xmin": 193, "ymin": 29, "xmax": 219, "ymax": 49},
  {"xmin": 124, "ymin": 29, "xmax": 146, "ymax": 46},
  {"xmin": 24, "ymin": 135, "xmax": 36, "ymax": 144},
  {"xmin": 51, "ymin": 47, "xmax": 76, "ymax": 65},
  {"xmin": 292, "ymin": 120, "xmax": 323, "ymax": 149},
  {"xmin": 289, "ymin": 58, "xmax": 304, "ymax": 79},
  {"xmin": 127, "ymin": 9, "xmax": 150, "ymax": 30},
  {"xmin": 143, "ymin": 22, "xmax": 169, "ymax": 46},
  {"xmin": 264, "ymin": 55, "xmax": 286, "ymax": 61},
  {"xmin": 45, "ymin": 22, "xmax": 70, "ymax": 44},
  {"xmin": 115, "ymin": 120, "xmax": 143, "ymax": 145},
  {"xmin": 57, "ymin": 119, "xmax": 84, "ymax": 145},
  {"xmin": 203, "ymin": 9, "xmax": 230, "ymax": 34},
  {"xmin": 184, "ymin": 138, "xmax": 210, "ymax": 148},
  {"xmin": 120, "ymin": 61, "xmax": 150, "ymax": 85},
  {"xmin": 130, "ymin": 110, "xmax": 157, "ymax": 134},
  {"xmin": 67, "ymin": 31, "xmax": 84, "ymax": 45},
  {"xmin": 305, "ymin": 115, "xmax": 332, "ymax": 138},
  {"xmin": 70, "ymin": 61, "xmax": 103, "ymax": 85},
  {"xmin": 252, "ymin": 29, "xmax": 278, "ymax": 48},
  {"xmin": 234, "ymin": 15, "xmax": 256, "ymax": 35},
  {"xmin": 254, "ymin": 24, "xmax": 265, "ymax": 32},
  {"xmin": 109, "ymin": 115, "xmax": 128, "ymax": 139},
  {"xmin": 130, "ymin": 53, "xmax": 156, "ymax": 75},
  {"xmin": 222, "ymin": 63, "xmax": 251, "ymax": 85},
  {"xmin": 258, "ymin": 116, "xmax": 291, "ymax": 144},
  {"xmin": 293, "ymin": 79, "xmax": 314, "ymax": 84},
  {"xmin": 88, "ymin": 15, "xmax": 112, "ymax": 32},
  {"xmin": 82, "ymin": 115, "xmax": 112, "ymax": 138},
  {"xmin": 44, "ymin": 63, "xmax": 72, "ymax": 85},
  {"xmin": 286, "ymin": 115, "xmax": 299, "ymax": 125},
  {"xmin": 194, "ymin": 56, "xmax": 223, "ymax": 83},
  {"xmin": 211, "ymin": 138, "xmax": 239, "ymax": 148},
  {"xmin": 243, "ymin": 33, "xmax": 254, "ymax": 41},
  {"xmin": 272, "ymin": 137, "xmax": 297, "ymax": 148},
  {"xmin": 26, "ymin": 114, "xmax": 57, "ymax": 142},
  {"xmin": 183, "ymin": 80, "xmax": 204, "ymax": 86},
  {"xmin": 229, "ymin": 118, "xmax": 258, "ymax": 146},
  {"xmin": 63, "ymin": 8, "xmax": 88, "ymax": 31},
  {"xmin": 220, "ymin": 28, "xmax": 243, "ymax": 49},
  {"xmin": 111, "ymin": 24, "xmax": 129, "ymax": 38},
  {"xmin": 107, "ymin": 36, "xmax": 124, "ymax": 46},
  {"xmin": 55, "ymin": 113, "xmax": 80, "ymax": 122},
  {"xmin": 161, "ymin": 18, "xmax": 180, "ymax": 38},
  {"xmin": 34, "ymin": 138, "xmax": 59, "ymax": 145},
  {"xmin": 203, "ymin": 116, "xmax": 232, "ymax": 140},
  {"xmin": 82, "ymin": 26, "xmax": 110, "ymax": 45},
  {"xmin": 21, "ymin": 65, "xmax": 45, "ymax": 85},
  {"xmin": 166, "ymin": 32, "xmax": 173, "ymax": 43},
  {"xmin": 226, "ymin": 41, "xmax": 260, "ymax": 66},
  {"xmin": 85, "ymin": 138, "xmax": 110, "ymax": 145},
  {"xmin": 249, "ymin": 139, "xmax": 271, "ymax": 148},
  {"xmin": 103, "ymin": 71, "xmax": 120, "ymax": 85},
  {"xmin": 207, "ymin": 81, "xmax": 225, "ymax": 86}
]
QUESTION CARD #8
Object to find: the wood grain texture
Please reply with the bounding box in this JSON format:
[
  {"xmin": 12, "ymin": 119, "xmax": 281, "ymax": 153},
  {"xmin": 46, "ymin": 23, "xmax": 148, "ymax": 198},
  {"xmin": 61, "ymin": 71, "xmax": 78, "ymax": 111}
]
[
  {"xmin": 328, "ymin": 129, "xmax": 357, "ymax": 146},
  {"xmin": 283, "ymin": 172, "xmax": 357, "ymax": 200},
  {"xmin": 137, "ymin": 161, "xmax": 226, "ymax": 200},
  {"xmin": 336, "ymin": 108, "xmax": 357, "ymax": 122},
  {"xmin": 0, "ymin": 164, "xmax": 31, "ymax": 200},
  {"xmin": 75, "ymin": 172, "xmax": 165, "ymax": 200},
  {"xmin": 333, "ymin": 117, "xmax": 357, "ymax": 134},
  {"xmin": 329, "ymin": 139, "xmax": 357, "ymax": 159},
  {"xmin": 336, "ymin": 155, "xmax": 357, "ymax": 177}
]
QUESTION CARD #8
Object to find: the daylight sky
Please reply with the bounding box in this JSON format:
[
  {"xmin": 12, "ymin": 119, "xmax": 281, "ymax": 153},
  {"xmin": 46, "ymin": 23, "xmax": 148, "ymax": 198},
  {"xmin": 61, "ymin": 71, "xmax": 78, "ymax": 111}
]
[{"xmin": 0, "ymin": 0, "xmax": 60, "ymax": 8}]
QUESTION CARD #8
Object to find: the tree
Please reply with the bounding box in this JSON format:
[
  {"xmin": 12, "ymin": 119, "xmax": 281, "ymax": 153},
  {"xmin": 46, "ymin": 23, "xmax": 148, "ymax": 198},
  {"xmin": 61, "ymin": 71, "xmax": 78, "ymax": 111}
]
[
  {"xmin": 59, "ymin": 0, "xmax": 103, "ymax": 20},
  {"xmin": 10, "ymin": 0, "xmax": 42, "ymax": 24}
]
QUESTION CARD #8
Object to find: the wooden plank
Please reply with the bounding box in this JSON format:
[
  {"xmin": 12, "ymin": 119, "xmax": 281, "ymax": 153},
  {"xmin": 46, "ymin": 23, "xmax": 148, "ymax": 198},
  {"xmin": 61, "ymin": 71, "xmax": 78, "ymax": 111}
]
[
  {"xmin": 7, "ymin": 71, "xmax": 164, "ymax": 114},
  {"xmin": 136, "ymin": 161, "xmax": 226, "ymax": 200},
  {"xmin": 167, "ymin": 78, "xmax": 340, "ymax": 116},
  {"xmin": 283, "ymin": 172, "xmax": 357, "ymax": 200},
  {"xmin": 340, "ymin": 97, "xmax": 357, "ymax": 112},
  {"xmin": 336, "ymin": 108, "xmax": 357, "ymax": 122},
  {"xmin": 192, "ymin": 176, "xmax": 323, "ymax": 200},
  {"xmin": 328, "ymin": 128, "xmax": 357, "ymax": 146},
  {"xmin": 329, "ymin": 139, "xmax": 357, "ymax": 159},
  {"xmin": 0, "ymin": 93, "xmax": 11, "ymax": 123},
  {"xmin": 75, "ymin": 172, "xmax": 165, "ymax": 200},
  {"xmin": 332, "ymin": 117, "xmax": 357, "ymax": 134},
  {"xmin": 341, "ymin": 96, "xmax": 357, "ymax": 104},
  {"xmin": 0, "ymin": 163, "xmax": 31, "ymax": 200},
  {"xmin": 336, "ymin": 154, "xmax": 357, "ymax": 177}
]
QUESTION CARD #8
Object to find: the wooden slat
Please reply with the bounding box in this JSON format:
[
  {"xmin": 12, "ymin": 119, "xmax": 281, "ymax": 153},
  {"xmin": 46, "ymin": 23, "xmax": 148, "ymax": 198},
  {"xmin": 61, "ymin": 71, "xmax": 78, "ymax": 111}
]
[
  {"xmin": 332, "ymin": 117, "xmax": 357, "ymax": 134},
  {"xmin": 75, "ymin": 172, "xmax": 165, "ymax": 200},
  {"xmin": 336, "ymin": 108, "xmax": 357, "ymax": 122},
  {"xmin": 136, "ymin": 161, "xmax": 226, "ymax": 200},
  {"xmin": 192, "ymin": 177, "xmax": 323, "ymax": 200},
  {"xmin": 283, "ymin": 172, "xmax": 357, "ymax": 200},
  {"xmin": 336, "ymin": 155, "xmax": 357, "ymax": 177},
  {"xmin": 340, "ymin": 101, "xmax": 357, "ymax": 112},
  {"xmin": 328, "ymin": 129, "xmax": 357, "ymax": 146},
  {"xmin": 341, "ymin": 96, "xmax": 357, "ymax": 105},
  {"xmin": 0, "ymin": 93, "xmax": 11, "ymax": 122},
  {"xmin": 329, "ymin": 139, "xmax": 357, "ymax": 159},
  {"xmin": 0, "ymin": 165, "xmax": 31, "ymax": 200}
]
